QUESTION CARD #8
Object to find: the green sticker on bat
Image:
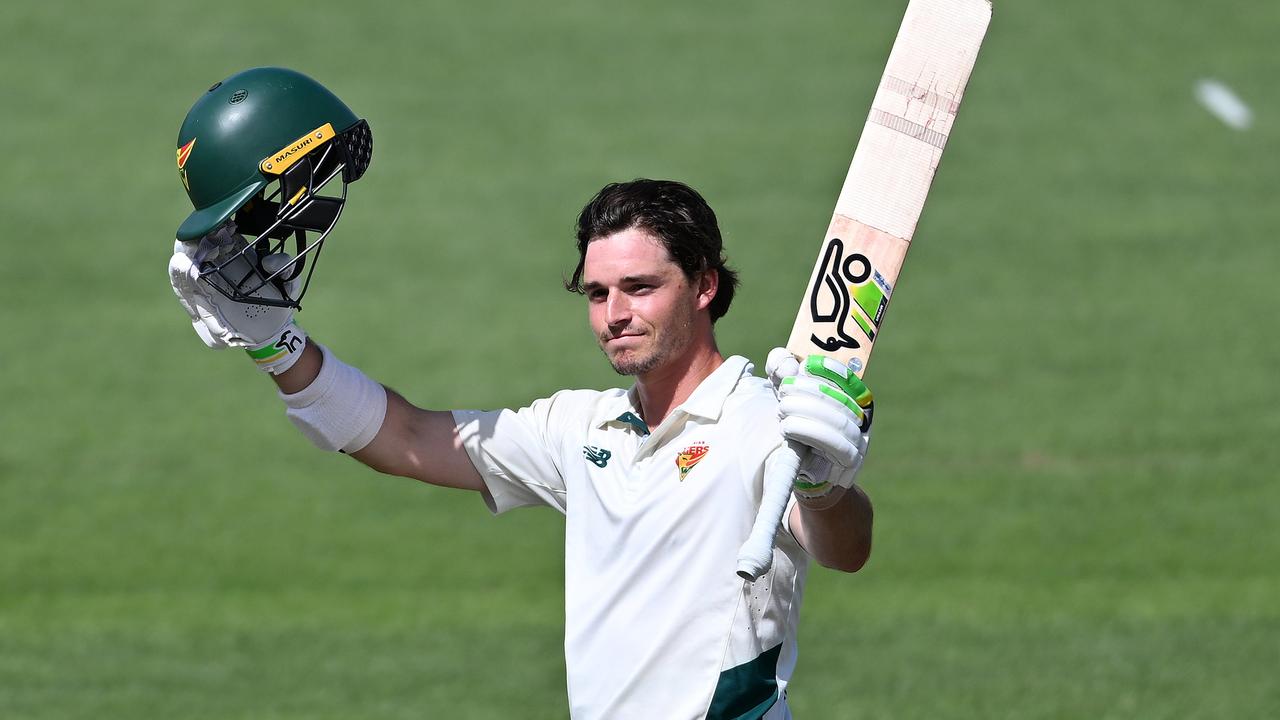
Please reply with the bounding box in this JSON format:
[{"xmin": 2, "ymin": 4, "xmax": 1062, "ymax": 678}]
[{"xmin": 848, "ymin": 268, "xmax": 892, "ymax": 338}]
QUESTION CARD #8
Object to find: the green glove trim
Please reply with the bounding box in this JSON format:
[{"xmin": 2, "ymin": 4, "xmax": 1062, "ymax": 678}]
[
  {"xmin": 247, "ymin": 343, "xmax": 285, "ymax": 361},
  {"xmin": 780, "ymin": 376, "xmax": 867, "ymax": 421},
  {"xmin": 794, "ymin": 477, "xmax": 831, "ymax": 492},
  {"xmin": 803, "ymin": 355, "xmax": 874, "ymax": 409},
  {"xmin": 245, "ymin": 324, "xmax": 308, "ymax": 374},
  {"xmin": 817, "ymin": 384, "xmax": 866, "ymax": 420}
]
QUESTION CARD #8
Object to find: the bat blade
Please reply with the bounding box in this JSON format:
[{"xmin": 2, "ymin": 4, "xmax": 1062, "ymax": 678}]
[
  {"xmin": 736, "ymin": 0, "xmax": 992, "ymax": 581},
  {"xmin": 788, "ymin": 0, "xmax": 992, "ymax": 379}
]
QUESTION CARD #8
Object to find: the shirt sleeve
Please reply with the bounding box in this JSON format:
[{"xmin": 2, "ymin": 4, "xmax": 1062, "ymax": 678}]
[{"xmin": 452, "ymin": 393, "xmax": 573, "ymax": 515}]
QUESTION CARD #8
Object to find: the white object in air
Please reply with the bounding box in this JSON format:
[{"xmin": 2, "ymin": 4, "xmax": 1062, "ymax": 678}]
[{"xmin": 1195, "ymin": 79, "xmax": 1253, "ymax": 131}]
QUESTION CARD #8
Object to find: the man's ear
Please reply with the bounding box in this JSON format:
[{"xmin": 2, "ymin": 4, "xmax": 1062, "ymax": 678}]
[{"xmin": 694, "ymin": 268, "xmax": 719, "ymax": 311}]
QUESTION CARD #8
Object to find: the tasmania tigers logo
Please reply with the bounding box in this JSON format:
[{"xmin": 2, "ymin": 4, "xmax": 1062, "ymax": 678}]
[
  {"xmin": 176, "ymin": 138, "xmax": 196, "ymax": 191},
  {"xmin": 675, "ymin": 442, "xmax": 710, "ymax": 481}
]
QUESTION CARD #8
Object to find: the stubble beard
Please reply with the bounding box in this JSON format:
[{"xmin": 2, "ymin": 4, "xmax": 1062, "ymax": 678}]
[
  {"xmin": 607, "ymin": 344, "xmax": 665, "ymax": 377},
  {"xmin": 601, "ymin": 312, "xmax": 695, "ymax": 377}
]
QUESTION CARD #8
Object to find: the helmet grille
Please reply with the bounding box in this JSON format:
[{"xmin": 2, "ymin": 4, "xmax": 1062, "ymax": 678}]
[{"xmin": 340, "ymin": 120, "xmax": 373, "ymax": 183}]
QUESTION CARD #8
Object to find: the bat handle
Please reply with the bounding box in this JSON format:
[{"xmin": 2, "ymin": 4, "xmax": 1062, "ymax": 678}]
[{"xmin": 736, "ymin": 440, "xmax": 806, "ymax": 581}]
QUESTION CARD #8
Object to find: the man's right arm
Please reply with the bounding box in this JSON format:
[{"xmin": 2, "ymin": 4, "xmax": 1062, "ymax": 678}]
[
  {"xmin": 170, "ymin": 239, "xmax": 486, "ymax": 495},
  {"xmin": 271, "ymin": 340, "xmax": 486, "ymax": 493}
]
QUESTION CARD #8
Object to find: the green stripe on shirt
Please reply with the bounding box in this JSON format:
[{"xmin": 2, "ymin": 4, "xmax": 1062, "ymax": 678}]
[{"xmin": 706, "ymin": 643, "xmax": 782, "ymax": 720}]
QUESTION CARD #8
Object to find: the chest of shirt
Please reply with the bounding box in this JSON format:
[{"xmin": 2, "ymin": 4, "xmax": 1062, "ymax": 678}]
[{"xmin": 568, "ymin": 416, "xmax": 756, "ymax": 523}]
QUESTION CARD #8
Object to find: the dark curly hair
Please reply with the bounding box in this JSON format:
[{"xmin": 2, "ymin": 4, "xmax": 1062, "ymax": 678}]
[{"xmin": 565, "ymin": 179, "xmax": 739, "ymax": 322}]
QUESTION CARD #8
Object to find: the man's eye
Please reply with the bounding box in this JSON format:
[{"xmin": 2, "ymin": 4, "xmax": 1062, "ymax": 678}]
[
  {"xmin": 588, "ymin": 289, "xmax": 608, "ymax": 301},
  {"xmin": 629, "ymin": 284, "xmax": 652, "ymax": 294}
]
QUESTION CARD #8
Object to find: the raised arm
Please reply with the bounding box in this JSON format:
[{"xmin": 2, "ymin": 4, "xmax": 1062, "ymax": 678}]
[
  {"xmin": 169, "ymin": 237, "xmax": 483, "ymax": 494},
  {"xmin": 271, "ymin": 341, "xmax": 484, "ymax": 492},
  {"xmin": 766, "ymin": 348, "xmax": 876, "ymax": 573}
]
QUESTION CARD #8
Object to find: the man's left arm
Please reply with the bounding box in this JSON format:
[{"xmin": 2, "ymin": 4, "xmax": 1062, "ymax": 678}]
[
  {"xmin": 767, "ymin": 349, "xmax": 876, "ymax": 573},
  {"xmin": 790, "ymin": 483, "xmax": 873, "ymax": 573}
]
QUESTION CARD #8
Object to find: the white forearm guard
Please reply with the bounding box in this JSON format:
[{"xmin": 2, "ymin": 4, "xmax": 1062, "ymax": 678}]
[{"xmin": 280, "ymin": 344, "xmax": 388, "ymax": 453}]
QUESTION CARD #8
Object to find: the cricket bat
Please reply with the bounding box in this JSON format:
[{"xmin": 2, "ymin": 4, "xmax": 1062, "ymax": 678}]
[{"xmin": 736, "ymin": 0, "xmax": 992, "ymax": 581}]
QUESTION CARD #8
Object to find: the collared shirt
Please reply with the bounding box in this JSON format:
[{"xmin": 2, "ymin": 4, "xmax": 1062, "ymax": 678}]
[{"xmin": 454, "ymin": 356, "xmax": 807, "ymax": 720}]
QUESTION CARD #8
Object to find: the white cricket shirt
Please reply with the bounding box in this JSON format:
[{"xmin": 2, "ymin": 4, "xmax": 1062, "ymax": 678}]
[{"xmin": 454, "ymin": 356, "xmax": 808, "ymax": 720}]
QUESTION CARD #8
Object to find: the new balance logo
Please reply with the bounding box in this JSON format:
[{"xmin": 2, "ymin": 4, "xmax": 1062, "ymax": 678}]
[{"xmin": 583, "ymin": 445, "xmax": 612, "ymax": 468}]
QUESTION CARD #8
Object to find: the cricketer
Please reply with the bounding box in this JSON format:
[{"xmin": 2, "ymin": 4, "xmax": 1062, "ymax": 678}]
[{"xmin": 168, "ymin": 67, "xmax": 874, "ymax": 719}]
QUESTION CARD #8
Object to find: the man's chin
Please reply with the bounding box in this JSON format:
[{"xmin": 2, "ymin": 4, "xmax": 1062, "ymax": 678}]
[{"xmin": 605, "ymin": 349, "xmax": 661, "ymax": 377}]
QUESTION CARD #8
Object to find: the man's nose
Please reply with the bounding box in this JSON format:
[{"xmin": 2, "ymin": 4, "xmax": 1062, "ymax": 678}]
[{"xmin": 605, "ymin": 291, "xmax": 631, "ymax": 325}]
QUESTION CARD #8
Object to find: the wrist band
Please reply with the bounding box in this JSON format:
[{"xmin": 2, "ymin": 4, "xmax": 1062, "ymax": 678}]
[{"xmin": 280, "ymin": 344, "xmax": 388, "ymax": 453}]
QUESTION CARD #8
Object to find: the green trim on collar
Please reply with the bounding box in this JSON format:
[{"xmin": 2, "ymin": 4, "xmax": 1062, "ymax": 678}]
[{"xmin": 614, "ymin": 411, "xmax": 650, "ymax": 436}]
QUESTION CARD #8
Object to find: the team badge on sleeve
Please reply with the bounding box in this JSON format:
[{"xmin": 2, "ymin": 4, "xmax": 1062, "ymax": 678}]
[{"xmin": 675, "ymin": 442, "xmax": 710, "ymax": 481}]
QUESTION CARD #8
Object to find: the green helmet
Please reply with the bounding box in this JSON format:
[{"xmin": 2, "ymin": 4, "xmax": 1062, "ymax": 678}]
[{"xmin": 174, "ymin": 66, "xmax": 373, "ymax": 308}]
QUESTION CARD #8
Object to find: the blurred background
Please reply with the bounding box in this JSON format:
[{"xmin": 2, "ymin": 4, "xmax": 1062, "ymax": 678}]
[{"xmin": 1, "ymin": 0, "xmax": 1276, "ymax": 717}]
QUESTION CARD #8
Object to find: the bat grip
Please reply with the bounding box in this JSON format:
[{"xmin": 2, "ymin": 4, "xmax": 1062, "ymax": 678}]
[{"xmin": 736, "ymin": 440, "xmax": 806, "ymax": 581}]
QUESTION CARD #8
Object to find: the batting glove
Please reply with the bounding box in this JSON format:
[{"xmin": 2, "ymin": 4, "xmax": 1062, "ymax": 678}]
[
  {"xmin": 168, "ymin": 225, "xmax": 307, "ymax": 375},
  {"xmin": 766, "ymin": 348, "xmax": 873, "ymax": 502}
]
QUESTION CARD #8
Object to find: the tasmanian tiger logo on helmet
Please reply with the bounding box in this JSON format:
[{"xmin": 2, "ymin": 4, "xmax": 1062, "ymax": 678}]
[{"xmin": 176, "ymin": 138, "xmax": 195, "ymax": 191}]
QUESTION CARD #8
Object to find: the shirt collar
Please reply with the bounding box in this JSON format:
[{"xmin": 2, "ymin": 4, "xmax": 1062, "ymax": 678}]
[{"xmin": 593, "ymin": 355, "xmax": 754, "ymax": 432}]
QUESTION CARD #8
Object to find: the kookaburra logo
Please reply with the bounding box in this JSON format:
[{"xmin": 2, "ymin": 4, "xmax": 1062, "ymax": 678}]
[
  {"xmin": 275, "ymin": 329, "xmax": 302, "ymax": 353},
  {"xmin": 808, "ymin": 237, "xmax": 891, "ymax": 352}
]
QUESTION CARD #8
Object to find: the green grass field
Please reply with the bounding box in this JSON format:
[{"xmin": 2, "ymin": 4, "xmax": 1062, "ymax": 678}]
[{"xmin": 2, "ymin": 0, "xmax": 1278, "ymax": 717}]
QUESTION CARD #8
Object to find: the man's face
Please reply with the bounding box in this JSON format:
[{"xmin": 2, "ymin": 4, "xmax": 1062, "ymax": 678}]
[{"xmin": 583, "ymin": 228, "xmax": 709, "ymax": 376}]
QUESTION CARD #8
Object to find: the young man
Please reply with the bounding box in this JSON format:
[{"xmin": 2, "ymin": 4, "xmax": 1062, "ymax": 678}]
[{"xmin": 170, "ymin": 70, "xmax": 873, "ymax": 720}]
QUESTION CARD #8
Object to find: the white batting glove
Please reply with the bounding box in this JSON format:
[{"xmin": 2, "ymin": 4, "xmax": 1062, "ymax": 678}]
[
  {"xmin": 168, "ymin": 226, "xmax": 307, "ymax": 375},
  {"xmin": 766, "ymin": 348, "xmax": 874, "ymax": 502}
]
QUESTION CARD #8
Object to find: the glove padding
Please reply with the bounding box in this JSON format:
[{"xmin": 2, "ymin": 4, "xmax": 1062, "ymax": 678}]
[
  {"xmin": 168, "ymin": 225, "xmax": 305, "ymax": 374},
  {"xmin": 766, "ymin": 348, "xmax": 873, "ymax": 501}
]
